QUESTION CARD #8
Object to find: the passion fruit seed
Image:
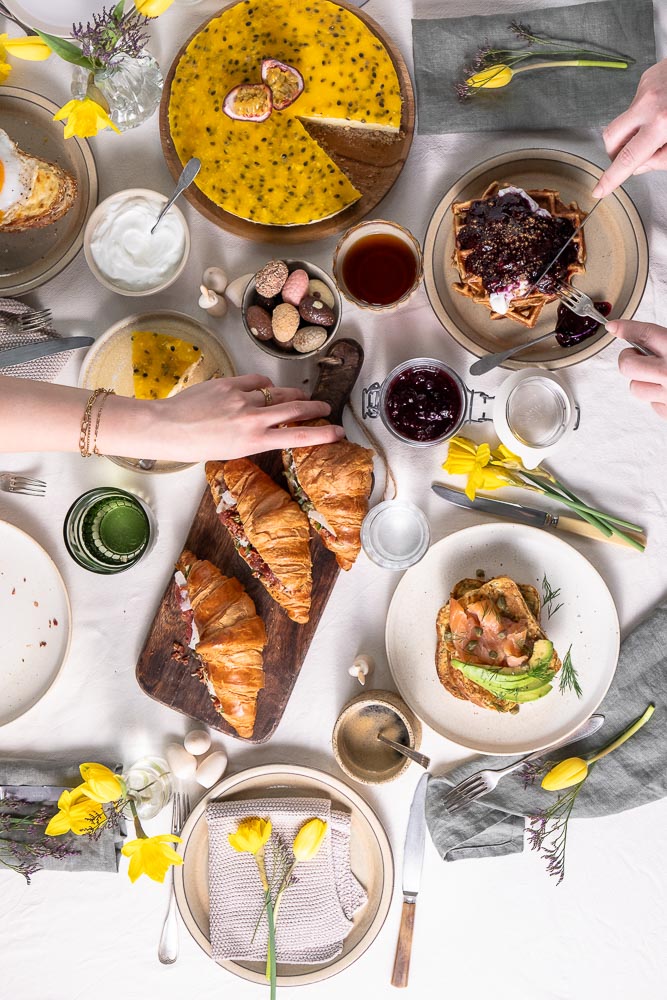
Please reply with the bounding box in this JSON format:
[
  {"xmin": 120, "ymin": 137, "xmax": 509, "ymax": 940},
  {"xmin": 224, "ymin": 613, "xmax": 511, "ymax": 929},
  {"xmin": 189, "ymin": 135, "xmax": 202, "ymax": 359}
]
[
  {"xmin": 223, "ymin": 83, "xmax": 273, "ymax": 123},
  {"xmin": 261, "ymin": 58, "xmax": 305, "ymax": 111}
]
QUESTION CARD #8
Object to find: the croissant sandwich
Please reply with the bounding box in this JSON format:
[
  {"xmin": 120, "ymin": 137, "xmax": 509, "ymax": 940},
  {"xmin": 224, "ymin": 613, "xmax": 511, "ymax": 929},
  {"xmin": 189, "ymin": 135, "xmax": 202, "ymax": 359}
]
[
  {"xmin": 175, "ymin": 550, "xmax": 267, "ymax": 739},
  {"xmin": 206, "ymin": 458, "xmax": 312, "ymax": 624},
  {"xmin": 282, "ymin": 421, "xmax": 374, "ymax": 571}
]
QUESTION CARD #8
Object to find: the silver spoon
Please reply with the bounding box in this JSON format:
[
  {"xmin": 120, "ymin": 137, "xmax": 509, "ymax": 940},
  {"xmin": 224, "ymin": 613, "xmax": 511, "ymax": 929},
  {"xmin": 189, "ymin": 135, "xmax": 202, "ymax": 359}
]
[
  {"xmin": 377, "ymin": 732, "xmax": 431, "ymax": 769},
  {"xmin": 469, "ymin": 330, "xmax": 560, "ymax": 376},
  {"xmin": 151, "ymin": 157, "xmax": 201, "ymax": 235}
]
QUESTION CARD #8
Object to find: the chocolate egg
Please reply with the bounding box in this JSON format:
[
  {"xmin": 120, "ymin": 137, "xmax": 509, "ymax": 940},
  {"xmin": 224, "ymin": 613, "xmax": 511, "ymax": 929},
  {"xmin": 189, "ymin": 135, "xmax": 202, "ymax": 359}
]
[
  {"xmin": 293, "ymin": 325, "xmax": 328, "ymax": 353},
  {"xmin": 299, "ymin": 294, "xmax": 335, "ymax": 327},
  {"xmin": 307, "ymin": 278, "xmax": 335, "ymax": 309},
  {"xmin": 272, "ymin": 302, "xmax": 300, "ymax": 343},
  {"xmin": 281, "ymin": 268, "xmax": 310, "ymax": 306},
  {"xmin": 255, "ymin": 259, "xmax": 289, "ymax": 297},
  {"xmin": 246, "ymin": 304, "xmax": 274, "ymax": 341}
]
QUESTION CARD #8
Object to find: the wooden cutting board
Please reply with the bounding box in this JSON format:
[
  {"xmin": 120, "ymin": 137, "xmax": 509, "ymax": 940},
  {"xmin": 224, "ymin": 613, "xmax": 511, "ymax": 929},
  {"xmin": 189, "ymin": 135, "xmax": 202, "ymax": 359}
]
[{"xmin": 136, "ymin": 340, "xmax": 365, "ymax": 743}]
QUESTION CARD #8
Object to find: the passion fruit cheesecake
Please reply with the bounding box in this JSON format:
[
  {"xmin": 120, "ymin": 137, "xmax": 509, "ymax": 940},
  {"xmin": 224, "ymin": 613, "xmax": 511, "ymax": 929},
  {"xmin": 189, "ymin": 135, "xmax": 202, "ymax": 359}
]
[{"xmin": 168, "ymin": 0, "xmax": 402, "ymax": 226}]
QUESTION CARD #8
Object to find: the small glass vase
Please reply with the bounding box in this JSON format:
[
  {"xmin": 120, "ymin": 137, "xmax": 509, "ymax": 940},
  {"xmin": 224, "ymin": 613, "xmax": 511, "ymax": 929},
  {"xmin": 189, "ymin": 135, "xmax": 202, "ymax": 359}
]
[
  {"xmin": 123, "ymin": 756, "xmax": 172, "ymax": 820},
  {"xmin": 71, "ymin": 49, "xmax": 163, "ymax": 132}
]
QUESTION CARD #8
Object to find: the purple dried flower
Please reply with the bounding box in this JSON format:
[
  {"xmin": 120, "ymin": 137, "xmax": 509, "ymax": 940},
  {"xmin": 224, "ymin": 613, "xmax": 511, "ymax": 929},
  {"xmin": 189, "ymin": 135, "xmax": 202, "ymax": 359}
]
[
  {"xmin": 509, "ymin": 21, "xmax": 536, "ymax": 44},
  {"xmin": 71, "ymin": 5, "xmax": 151, "ymax": 69}
]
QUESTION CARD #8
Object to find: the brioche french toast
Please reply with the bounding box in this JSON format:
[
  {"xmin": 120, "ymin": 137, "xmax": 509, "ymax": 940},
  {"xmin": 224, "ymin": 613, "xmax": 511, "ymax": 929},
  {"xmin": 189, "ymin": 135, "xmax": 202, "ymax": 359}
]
[
  {"xmin": 436, "ymin": 576, "xmax": 561, "ymax": 714},
  {"xmin": 0, "ymin": 128, "xmax": 77, "ymax": 233}
]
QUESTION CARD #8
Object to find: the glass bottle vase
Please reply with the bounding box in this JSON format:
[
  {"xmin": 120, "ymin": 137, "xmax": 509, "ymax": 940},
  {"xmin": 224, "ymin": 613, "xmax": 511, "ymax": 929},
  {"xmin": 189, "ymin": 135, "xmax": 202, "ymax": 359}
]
[{"xmin": 71, "ymin": 49, "xmax": 163, "ymax": 132}]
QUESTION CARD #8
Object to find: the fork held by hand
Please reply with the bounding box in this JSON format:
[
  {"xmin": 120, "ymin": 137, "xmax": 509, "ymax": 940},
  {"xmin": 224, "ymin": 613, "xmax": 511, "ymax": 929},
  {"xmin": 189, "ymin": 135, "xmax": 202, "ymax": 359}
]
[
  {"xmin": 0, "ymin": 473, "xmax": 46, "ymax": 497},
  {"xmin": 158, "ymin": 789, "xmax": 190, "ymax": 965},
  {"xmin": 442, "ymin": 714, "xmax": 605, "ymax": 814},
  {"xmin": 553, "ymin": 280, "xmax": 653, "ymax": 357}
]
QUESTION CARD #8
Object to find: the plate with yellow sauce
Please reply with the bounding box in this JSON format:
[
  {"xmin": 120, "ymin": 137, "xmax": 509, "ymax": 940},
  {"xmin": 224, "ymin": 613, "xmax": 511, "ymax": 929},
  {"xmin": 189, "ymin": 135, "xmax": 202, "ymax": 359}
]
[{"xmin": 79, "ymin": 310, "xmax": 236, "ymax": 474}]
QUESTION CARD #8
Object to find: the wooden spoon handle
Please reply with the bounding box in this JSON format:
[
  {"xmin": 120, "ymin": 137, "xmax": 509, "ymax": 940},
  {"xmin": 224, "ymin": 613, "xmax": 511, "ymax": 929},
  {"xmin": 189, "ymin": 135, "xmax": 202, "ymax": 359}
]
[{"xmin": 391, "ymin": 899, "xmax": 416, "ymax": 988}]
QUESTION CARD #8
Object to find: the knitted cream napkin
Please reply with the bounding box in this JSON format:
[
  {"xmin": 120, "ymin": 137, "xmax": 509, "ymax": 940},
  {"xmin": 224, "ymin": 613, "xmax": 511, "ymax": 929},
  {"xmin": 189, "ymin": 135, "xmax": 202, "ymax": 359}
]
[{"xmin": 207, "ymin": 797, "xmax": 367, "ymax": 964}]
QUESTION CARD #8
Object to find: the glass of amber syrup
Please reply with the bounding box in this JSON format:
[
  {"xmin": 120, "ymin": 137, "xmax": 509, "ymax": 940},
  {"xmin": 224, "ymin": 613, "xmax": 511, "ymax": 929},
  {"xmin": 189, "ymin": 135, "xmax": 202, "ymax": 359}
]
[{"xmin": 333, "ymin": 220, "xmax": 423, "ymax": 310}]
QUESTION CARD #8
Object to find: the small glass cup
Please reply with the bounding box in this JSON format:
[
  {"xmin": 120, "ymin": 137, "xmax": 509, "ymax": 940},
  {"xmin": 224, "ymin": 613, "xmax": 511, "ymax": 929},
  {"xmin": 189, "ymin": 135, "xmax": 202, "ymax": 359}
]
[
  {"xmin": 361, "ymin": 500, "xmax": 430, "ymax": 570},
  {"xmin": 64, "ymin": 486, "xmax": 157, "ymax": 574},
  {"xmin": 123, "ymin": 756, "xmax": 172, "ymax": 821},
  {"xmin": 332, "ymin": 219, "xmax": 423, "ymax": 311}
]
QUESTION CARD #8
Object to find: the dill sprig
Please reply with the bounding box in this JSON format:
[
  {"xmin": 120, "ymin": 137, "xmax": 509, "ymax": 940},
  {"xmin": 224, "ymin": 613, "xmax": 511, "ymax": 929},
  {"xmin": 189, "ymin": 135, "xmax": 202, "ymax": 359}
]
[
  {"xmin": 559, "ymin": 645, "xmax": 582, "ymax": 698},
  {"xmin": 527, "ymin": 774, "xmax": 587, "ymax": 884},
  {"xmin": 541, "ymin": 573, "xmax": 564, "ymax": 620}
]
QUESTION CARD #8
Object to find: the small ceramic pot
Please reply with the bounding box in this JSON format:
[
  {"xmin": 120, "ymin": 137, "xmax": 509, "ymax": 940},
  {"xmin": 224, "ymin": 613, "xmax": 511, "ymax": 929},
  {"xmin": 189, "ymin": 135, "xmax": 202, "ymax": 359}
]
[{"xmin": 332, "ymin": 689, "xmax": 422, "ymax": 785}]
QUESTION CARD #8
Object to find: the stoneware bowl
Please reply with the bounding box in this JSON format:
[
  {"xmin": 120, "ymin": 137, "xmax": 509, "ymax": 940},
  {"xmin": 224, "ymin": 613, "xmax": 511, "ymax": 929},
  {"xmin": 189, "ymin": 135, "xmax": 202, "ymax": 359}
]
[
  {"xmin": 241, "ymin": 259, "xmax": 341, "ymax": 360},
  {"xmin": 332, "ymin": 689, "xmax": 422, "ymax": 785},
  {"xmin": 84, "ymin": 187, "xmax": 190, "ymax": 297}
]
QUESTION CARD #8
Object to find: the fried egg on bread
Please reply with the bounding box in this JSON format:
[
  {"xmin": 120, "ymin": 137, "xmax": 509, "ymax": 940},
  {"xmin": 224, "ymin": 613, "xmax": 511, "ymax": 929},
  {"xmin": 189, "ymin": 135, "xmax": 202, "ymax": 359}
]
[{"xmin": 0, "ymin": 128, "xmax": 77, "ymax": 232}]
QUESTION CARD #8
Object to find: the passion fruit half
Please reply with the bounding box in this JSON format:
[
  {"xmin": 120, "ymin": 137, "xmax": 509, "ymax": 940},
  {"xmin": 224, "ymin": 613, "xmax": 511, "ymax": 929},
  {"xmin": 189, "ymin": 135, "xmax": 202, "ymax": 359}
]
[
  {"xmin": 261, "ymin": 59, "xmax": 305, "ymax": 111},
  {"xmin": 223, "ymin": 83, "xmax": 273, "ymax": 123}
]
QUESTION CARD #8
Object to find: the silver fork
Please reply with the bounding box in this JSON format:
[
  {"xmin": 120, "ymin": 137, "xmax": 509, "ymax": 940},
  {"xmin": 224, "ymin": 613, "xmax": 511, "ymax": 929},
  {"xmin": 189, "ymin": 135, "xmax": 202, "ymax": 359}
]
[
  {"xmin": 552, "ymin": 280, "xmax": 653, "ymax": 357},
  {"xmin": 443, "ymin": 714, "xmax": 605, "ymax": 814},
  {"xmin": 0, "ymin": 473, "xmax": 46, "ymax": 496},
  {"xmin": 18, "ymin": 309, "xmax": 52, "ymax": 333},
  {"xmin": 158, "ymin": 788, "xmax": 190, "ymax": 965}
]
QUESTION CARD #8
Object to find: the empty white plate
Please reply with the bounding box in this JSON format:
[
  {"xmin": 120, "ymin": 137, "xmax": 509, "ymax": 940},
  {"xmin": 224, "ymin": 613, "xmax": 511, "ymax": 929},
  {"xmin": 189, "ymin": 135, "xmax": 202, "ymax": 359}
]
[
  {"xmin": 3, "ymin": 0, "xmax": 98, "ymax": 37},
  {"xmin": 0, "ymin": 521, "xmax": 71, "ymax": 725}
]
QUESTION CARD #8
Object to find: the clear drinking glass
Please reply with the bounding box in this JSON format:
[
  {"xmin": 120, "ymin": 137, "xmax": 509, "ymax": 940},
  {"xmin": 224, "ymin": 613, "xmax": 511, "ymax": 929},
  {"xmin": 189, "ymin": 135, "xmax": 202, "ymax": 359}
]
[
  {"xmin": 361, "ymin": 500, "xmax": 431, "ymax": 570},
  {"xmin": 123, "ymin": 756, "xmax": 172, "ymax": 821},
  {"xmin": 63, "ymin": 487, "xmax": 157, "ymax": 574}
]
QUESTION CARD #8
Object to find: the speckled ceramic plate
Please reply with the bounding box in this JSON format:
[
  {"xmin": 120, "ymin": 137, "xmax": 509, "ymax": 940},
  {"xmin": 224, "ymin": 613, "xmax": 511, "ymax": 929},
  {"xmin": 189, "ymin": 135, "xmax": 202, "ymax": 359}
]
[
  {"xmin": 0, "ymin": 88, "xmax": 98, "ymax": 295},
  {"xmin": 78, "ymin": 310, "xmax": 236, "ymax": 475},
  {"xmin": 423, "ymin": 148, "xmax": 649, "ymax": 370},
  {"xmin": 0, "ymin": 521, "xmax": 71, "ymax": 726},
  {"xmin": 174, "ymin": 764, "xmax": 393, "ymax": 986},
  {"xmin": 386, "ymin": 523, "xmax": 619, "ymax": 755}
]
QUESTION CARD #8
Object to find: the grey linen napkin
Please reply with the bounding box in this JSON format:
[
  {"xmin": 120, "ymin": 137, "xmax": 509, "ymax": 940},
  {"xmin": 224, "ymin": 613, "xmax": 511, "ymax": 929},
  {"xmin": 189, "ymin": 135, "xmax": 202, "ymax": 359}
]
[
  {"xmin": 426, "ymin": 605, "xmax": 666, "ymax": 862},
  {"xmin": 412, "ymin": 0, "xmax": 656, "ymax": 135},
  {"xmin": 0, "ymin": 758, "xmax": 124, "ymax": 873},
  {"xmin": 0, "ymin": 297, "xmax": 72, "ymax": 381},
  {"xmin": 207, "ymin": 797, "xmax": 367, "ymax": 964}
]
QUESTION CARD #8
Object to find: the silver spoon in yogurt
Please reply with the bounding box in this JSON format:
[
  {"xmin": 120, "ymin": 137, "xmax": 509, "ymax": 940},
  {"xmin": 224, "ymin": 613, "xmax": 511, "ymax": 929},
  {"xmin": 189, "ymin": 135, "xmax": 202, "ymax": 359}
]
[{"xmin": 151, "ymin": 157, "xmax": 201, "ymax": 235}]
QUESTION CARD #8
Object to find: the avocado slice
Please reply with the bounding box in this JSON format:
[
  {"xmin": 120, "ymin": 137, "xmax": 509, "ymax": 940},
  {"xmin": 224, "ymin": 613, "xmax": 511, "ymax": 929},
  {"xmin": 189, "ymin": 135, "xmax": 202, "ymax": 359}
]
[
  {"xmin": 528, "ymin": 639, "xmax": 554, "ymax": 670},
  {"xmin": 502, "ymin": 682, "xmax": 552, "ymax": 703},
  {"xmin": 452, "ymin": 659, "xmax": 541, "ymax": 690}
]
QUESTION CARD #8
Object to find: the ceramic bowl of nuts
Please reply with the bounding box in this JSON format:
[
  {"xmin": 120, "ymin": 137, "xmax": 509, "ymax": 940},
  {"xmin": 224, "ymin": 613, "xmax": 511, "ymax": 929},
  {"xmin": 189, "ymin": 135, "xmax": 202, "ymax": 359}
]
[{"xmin": 242, "ymin": 259, "xmax": 341, "ymax": 359}]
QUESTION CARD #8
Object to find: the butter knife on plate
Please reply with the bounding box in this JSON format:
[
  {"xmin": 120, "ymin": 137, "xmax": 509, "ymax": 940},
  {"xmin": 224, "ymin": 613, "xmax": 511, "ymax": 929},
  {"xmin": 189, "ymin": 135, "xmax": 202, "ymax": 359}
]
[
  {"xmin": 431, "ymin": 483, "xmax": 646, "ymax": 551},
  {"xmin": 0, "ymin": 337, "xmax": 94, "ymax": 369},
  {"xmin": 391, "ymin": 772, "xmax": 429, "ymax": 989}
]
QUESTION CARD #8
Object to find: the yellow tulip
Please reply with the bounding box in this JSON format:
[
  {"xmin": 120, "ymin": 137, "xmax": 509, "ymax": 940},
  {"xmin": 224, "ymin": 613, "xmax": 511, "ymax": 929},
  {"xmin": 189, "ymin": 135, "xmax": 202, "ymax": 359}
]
[
  {"xmin": 541, "ymin": 757, "xmax": 588, "ymax": 791},
  {"xmin": 53, "ymin": 97, "xmax": 120, "ymax": 140},
  {"xmin": 0, "ymin": 35, "xmax": 11, "ymax": 84},
  {"xmin": 78, "ymin": 763, "xmax": 123, "ymax": 803},
  {"xmin": 2, "ymin": 34, "xmax": 51, "ymax": 61},
  {"xmin": 45, "ymin": 788, "xmax": 106, "ymax": 837},
  {"xmin": 133, "ymin": 0, "xmax": 175, "ymax": 16},
  {"xmin": 293, "ymin": 818, "xmax": 327, "ymax": 862},
  {"xmin": 122, "ymin": 834, "xmax": 183, "ymax": 883},
  {"xmin": 466, "ymin": 64, "xmax": 514, "ymax": 90},
  {"xmin": 228, "ymin": 817, "xmax": 272, "ymax": 855}
]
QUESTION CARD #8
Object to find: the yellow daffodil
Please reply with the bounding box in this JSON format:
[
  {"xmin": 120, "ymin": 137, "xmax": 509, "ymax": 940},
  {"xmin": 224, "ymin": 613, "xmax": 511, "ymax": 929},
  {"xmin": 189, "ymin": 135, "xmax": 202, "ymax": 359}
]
[
  {"xmin": 78, "ymin": 762, "xmax": 123, "ymax": 803},
  {"xmin": 133, "ymin": 0, "xmax": 175, "ymax": 16},
  {"xmin": 1, "ymin": 34, "xmax": 51, "ymax": 61},
  {"xmin": 443, "ymin": 435, "xmax": 518, "ymax": 500},
  {"xmin": 467, "ymin": 64, "xmax": 514, "ymax": 90},
  {"xmin": 53, "ymin": 97, "xmax": 120, "ymax": 139},
  {"xmin": 45, "ymin": 788, "xmax": 106, "ymax": 837},
  {"xmin": 122, "ymin": 834, "xmax": 183, "ymax": 883},
  {"xmin": 292, "ymin": 818, "xmax": 327, "ymax": 862},
  {"xmin": 228, "ymin": 817, "xmax": 272, "ymax": 855}
]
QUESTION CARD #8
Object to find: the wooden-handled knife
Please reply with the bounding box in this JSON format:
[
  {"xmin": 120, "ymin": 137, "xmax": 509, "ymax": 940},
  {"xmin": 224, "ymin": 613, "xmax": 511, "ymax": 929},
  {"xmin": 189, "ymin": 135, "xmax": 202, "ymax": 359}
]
[{"xmin": 391, "ymin": 772, "xmax": 429, "ymax": 988}]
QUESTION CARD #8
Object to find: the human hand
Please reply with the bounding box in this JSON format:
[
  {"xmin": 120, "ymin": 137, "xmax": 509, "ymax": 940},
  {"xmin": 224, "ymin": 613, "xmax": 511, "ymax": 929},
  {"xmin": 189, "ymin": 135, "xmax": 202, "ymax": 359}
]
[
  {"xmin": 146, "ymin": 373, "xmax": 345, "ymax": 460},
  {"xmin": 592, "ymin": 59, "xmax": 667, "ymax": 198},
  {"xmin": 606, "ymin": 319, "xmax": 667, "ymax": 419}
]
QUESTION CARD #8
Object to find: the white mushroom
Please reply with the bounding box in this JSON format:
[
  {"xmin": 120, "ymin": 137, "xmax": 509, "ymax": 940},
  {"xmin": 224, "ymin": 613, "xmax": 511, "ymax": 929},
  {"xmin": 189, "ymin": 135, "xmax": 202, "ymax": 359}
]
[
  {"xmin": 348, "ymin": 654, "xmax": 375, "ymax": 686},
  {"xmin": 199, "ymin": 284, "xmax": 228, "ymax": 317},
  {"xmin": 226, "ymin": 272, "xmax": 254, "ymax": 308},
  {"xmin": 202, "ymin": 266, "xmax": 228, "ymax": 293}
]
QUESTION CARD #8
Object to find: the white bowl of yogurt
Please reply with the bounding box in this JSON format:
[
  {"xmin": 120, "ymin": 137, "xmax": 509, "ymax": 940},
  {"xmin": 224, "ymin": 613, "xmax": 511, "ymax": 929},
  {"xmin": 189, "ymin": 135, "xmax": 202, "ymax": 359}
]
[{"xmin": 84, "ymin": 188, "xmax": 190, "ymax": 296}]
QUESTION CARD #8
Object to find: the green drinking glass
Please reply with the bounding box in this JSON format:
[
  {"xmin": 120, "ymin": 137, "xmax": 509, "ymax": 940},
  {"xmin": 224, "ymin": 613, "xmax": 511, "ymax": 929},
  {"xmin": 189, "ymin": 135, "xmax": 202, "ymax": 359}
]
[{"xmin": 64, "ymin": 487, "xmax": 157, "ymax": 574}]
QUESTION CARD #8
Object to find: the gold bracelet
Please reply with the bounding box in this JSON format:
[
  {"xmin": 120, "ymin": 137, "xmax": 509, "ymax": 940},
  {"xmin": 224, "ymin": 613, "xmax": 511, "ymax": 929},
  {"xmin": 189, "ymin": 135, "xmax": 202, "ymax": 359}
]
[
  {"xmin": 79, "ymin": 388, "xmax": 106, "ymax": 458},
  {"xmin": 92, "ymin": 389, "xmax": 116, "ymax": 457}
]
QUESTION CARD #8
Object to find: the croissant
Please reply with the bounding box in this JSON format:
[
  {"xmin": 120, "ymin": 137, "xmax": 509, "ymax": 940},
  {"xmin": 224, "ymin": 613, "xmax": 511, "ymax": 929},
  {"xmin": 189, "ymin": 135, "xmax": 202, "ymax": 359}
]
[
  {"xmin": 283, "ymin": 421, "xmax": 374, "ymax": 571},
  {"xmin": 176, "ymin": 550, "xmax": 266, "ymax": 739},
  {"xmin": 206, "ymin": 459, "xmax": 312, "ymax": 624}
]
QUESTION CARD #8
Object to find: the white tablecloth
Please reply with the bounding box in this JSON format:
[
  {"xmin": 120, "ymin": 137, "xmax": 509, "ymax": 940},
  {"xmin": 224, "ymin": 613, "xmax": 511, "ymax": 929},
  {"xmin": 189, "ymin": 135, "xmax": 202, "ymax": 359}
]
[{"xmin": 1, "ymin": 1, "xmax": 666, "ymax": 998}]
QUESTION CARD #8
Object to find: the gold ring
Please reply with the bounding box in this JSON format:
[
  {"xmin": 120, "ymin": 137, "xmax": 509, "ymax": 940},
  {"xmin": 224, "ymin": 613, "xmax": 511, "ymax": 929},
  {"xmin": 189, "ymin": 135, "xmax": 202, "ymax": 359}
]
[{"xmin": 260, "ymin": 386, "xmax": 273, "ymax": 407}]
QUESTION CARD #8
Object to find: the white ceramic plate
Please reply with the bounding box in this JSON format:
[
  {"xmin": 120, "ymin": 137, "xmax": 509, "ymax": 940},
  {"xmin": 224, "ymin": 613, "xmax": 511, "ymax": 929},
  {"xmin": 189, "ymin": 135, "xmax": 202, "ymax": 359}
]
[
  {"xmin": 0, "ymin": 521, "xmax": 71, "ymax": 726},
  {"xmin": 173, "ymin": 764, "xmax": 393, "ymax": 986},
  {"xmin": 2, "ymin": 0, "xmax": 93, "ymax": 36},
  {"xmin": 385, "ymin": 523, "xmax": 619, "ymax": 755}
]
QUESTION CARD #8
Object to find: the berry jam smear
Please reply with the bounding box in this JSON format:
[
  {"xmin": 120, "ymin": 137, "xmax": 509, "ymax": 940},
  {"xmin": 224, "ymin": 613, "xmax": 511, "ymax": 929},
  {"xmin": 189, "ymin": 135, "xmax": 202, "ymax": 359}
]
[
  {"xmin": 457, "ymin": 191, "xmax": 578, "ymax": 296},
  {"xmin": 555, "ymin": 301, "xmax": 611, "ymax": 347},
  {"xmin": 385, "ymin": 365, "xmax": 464, "ymax": 442}
]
